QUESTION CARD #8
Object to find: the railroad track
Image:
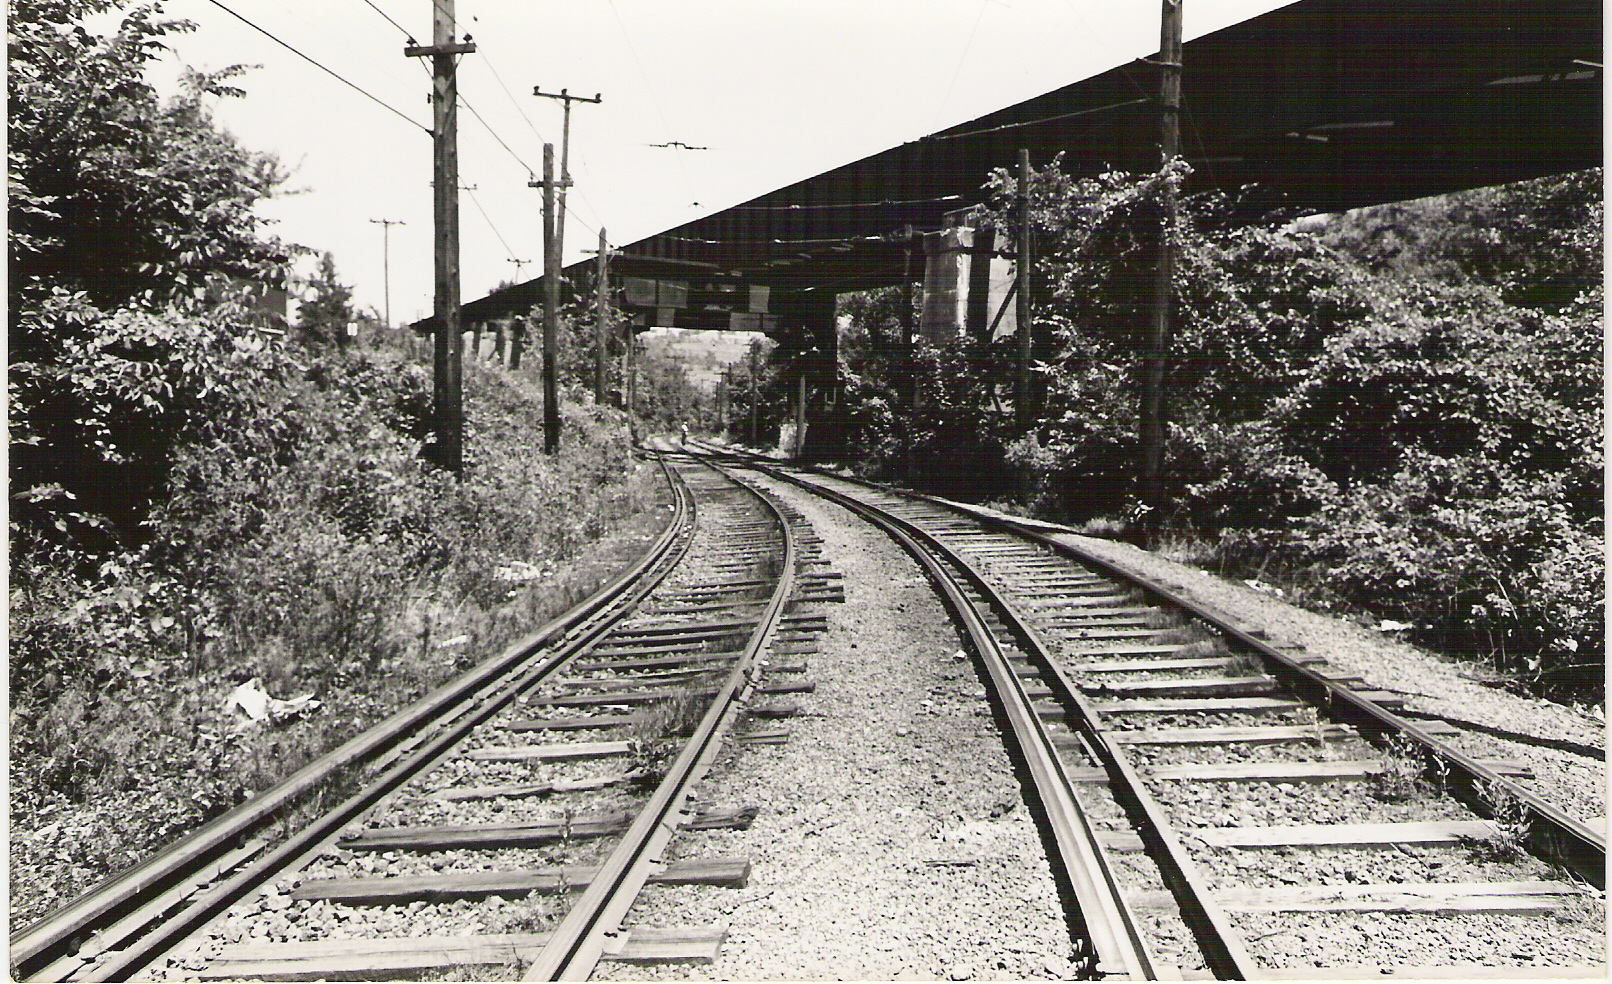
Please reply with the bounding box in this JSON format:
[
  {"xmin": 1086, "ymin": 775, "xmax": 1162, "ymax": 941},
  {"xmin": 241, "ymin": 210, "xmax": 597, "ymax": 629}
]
[
  {"xmin": 11, "ymin": 452, "xmax": 844, "ymax": 982},
  {"xmin": 701, "ymin": 446, "xmax": 1605, "ymax": 980}
]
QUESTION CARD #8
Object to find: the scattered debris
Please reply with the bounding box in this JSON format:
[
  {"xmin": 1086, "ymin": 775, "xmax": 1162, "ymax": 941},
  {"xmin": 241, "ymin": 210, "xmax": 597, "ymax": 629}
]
[
  {"xmin": 494, "ymin": 560, "xmax": 549, "ymax": 582},
  {"xmin": 1242, "ymin": 578, "xmax": 1286, "ymax": 598},
  {"xmin": 226, "ymin": 678, "xmax": 321, "ymax": 725}
]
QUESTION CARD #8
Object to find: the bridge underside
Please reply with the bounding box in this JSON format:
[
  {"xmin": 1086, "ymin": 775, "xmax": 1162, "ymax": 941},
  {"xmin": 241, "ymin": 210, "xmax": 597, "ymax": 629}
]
[{"xmin": 451, "ymin": 0, "xmax": 1598, "ymax": 443}]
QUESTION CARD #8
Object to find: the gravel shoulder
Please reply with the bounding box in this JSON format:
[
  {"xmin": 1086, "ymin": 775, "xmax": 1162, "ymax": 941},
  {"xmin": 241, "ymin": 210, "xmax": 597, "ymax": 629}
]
[
  {"xmin": 940, "ymin": 499, "xmax": 1605, "ymax": 829},
  {"xmin": 601, "ymin": 475, "xmax": 1079, "ymax": 982}
]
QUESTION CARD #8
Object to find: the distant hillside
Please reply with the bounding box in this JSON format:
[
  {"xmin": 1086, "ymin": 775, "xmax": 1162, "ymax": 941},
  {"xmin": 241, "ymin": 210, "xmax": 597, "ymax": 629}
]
[{"xmin": 640, "ymin": 327, "xmax": 766, "ymax": 393}]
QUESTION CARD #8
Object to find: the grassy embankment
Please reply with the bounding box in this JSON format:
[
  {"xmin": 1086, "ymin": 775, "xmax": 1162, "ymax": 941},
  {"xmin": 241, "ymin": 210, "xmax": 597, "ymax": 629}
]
[{"xmin": 9, "ymin": 338, "xmax": 669, "ymax": 928}]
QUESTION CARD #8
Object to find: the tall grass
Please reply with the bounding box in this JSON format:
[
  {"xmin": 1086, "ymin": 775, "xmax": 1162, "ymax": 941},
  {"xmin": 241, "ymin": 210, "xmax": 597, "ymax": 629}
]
[{"xmin": 9, "ymin": 340, "xmax": 664, "ymax": 926}]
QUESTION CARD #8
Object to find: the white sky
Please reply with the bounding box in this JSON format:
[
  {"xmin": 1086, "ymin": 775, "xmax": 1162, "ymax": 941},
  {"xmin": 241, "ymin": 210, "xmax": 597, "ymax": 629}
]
[{"xmin": 148, "ymin": 0, "xmax": 1296, "ymax": 324}]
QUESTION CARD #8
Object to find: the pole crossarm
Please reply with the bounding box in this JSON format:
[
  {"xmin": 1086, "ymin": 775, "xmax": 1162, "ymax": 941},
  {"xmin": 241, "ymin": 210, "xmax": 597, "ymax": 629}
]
[
  {"xmin": 532, "ymin": 87, "xmax": 602, "ymax": 106},
  {"xmin": 405, "ymin": 41, "xmax": 476, "ymax": 56}
]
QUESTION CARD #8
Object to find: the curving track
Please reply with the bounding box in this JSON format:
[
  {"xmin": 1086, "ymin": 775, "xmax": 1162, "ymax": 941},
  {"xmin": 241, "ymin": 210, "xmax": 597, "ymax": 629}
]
[
  {"xmin": 15, "ymin": 441, "xmax": 1603, "ymax": 981},
  {"xmin": 704, "ymin": 446, "xmax": 1605, "ymax": 980},
  {"xmin": 11, "ymin": 452, "xmax": 843, "ymax": 983}
]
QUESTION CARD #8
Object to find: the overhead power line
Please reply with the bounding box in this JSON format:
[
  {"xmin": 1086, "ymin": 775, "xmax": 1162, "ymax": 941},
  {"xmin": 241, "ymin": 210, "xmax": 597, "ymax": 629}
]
[
  {"xmin": 463, "ymin": 185, "xmax": 519, "ymax": 259},
  {"xmin": 353, "ymin": 0, "xmax": 412, "ymax": 39},
  {"xmin": 729, "ymin": 194, "xmax": 964, "ymax": 212},
  {"xmin": 923, "ymin": 96, "xmax": 1151, "ymax": 142},
  {"xmin": 204, "ymin": 0, "xmax": 428, "ymax": 134}
]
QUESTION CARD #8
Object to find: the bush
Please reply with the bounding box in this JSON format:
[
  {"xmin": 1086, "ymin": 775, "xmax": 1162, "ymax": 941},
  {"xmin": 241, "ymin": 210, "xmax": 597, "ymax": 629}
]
[
  {"xmin": 9, "ymin": 331, "xmax": 660, "ymax": 926},
  {"xmin": 1222, "ymin": 451, "xmax": 1603, "ymax": 691}
]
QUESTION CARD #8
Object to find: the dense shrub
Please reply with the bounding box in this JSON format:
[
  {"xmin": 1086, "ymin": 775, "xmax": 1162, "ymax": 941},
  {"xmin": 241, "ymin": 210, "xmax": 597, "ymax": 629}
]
[{"xmin": 829, "ymin": 161, "xmax": 1601, "ymax": 696}]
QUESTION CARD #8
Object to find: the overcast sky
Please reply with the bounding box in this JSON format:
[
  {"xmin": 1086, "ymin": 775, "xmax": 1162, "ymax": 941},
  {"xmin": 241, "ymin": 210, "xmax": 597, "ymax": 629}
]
[{"xmin": 148, "ymin": 0, "xmax": 1296, "ymax": 324}]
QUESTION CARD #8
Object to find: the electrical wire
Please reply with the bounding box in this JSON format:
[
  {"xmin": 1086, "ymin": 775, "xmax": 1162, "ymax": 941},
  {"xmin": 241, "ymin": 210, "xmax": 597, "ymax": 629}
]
[
  {"xmin": 203, "ymin": 0, "xmax": 428, "ymax": 133},
  {"xmin": 930, "ymin": 0, "xmax": 991, "ymax": 132},
  {"xmin": 729, "ymin": 194, "xmax": 964, "ymax": 212},
  {"xmin": 605, "ymin": 0, "xmax": 699, "ymax": 211},
  {"xmin": 459, "ymin": 94, "xmax": 537, "ymax": 175},
  {"xmin": 482, "ymin": 57, "xmax": 549, "ymax": 145},
  {"xmin": 353, "ymin": 0, "xmax": 411, "ymax": 39},
  {"xmin": 924, "ymin": 96, "xmax": 1150, "ymax": 142},
  {"xmin": 464, "ymin": 185, "xmax": 519, "ymax": 259}
]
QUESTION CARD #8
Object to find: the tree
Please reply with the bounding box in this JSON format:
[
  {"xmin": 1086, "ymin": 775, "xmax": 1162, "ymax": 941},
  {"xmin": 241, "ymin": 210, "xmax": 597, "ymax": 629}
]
[
  {"xmin": 8, "ymin": 2, "xmax": 291, "ymax": 318},
  {"xmin": 297, "ymin": 252, "xmax": 355, "ymax": 349},
  {"xmin": 8, "ymin": 0, "xmax": 295, "ymax": 545}
]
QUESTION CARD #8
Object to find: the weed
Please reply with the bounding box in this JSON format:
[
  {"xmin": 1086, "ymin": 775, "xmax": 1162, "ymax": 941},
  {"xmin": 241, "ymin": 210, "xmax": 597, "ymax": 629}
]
[
  {"xmin": 1176, "ymin": 638, "xmax": 1229, "ymax": 659},
  {"xmin": 1371, "ymin": 733, "xmax": 1431, "ymax": 802},
  {"xmin": 1293, "ymin": 705, "xmax": 1332, "ymax": 756},
  {"xmin": 1221, "ymin": 654, "xmax": 1267, "ymax": 676},
  {"xmin": 1471, "ymin": 778, "xmax": 1532, "ymax": 860},
  {"xmin": 635, "ymin": 685, "xmax": 717, "ymax": 740}
]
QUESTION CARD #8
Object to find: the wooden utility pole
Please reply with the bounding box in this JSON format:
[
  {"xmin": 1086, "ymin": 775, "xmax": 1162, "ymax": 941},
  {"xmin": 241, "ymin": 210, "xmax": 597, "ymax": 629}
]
[
  {"xmin": 1141, "ymin": 0, "xmax": 1183, "ymax": 529},
  {"xmin": 749, "ymin": 346, "xmax": 760, "ymax": 446},
  {"xmin": 1016, "ymin": 149, "xmax": 1033, "ymax": 430},
  {"xmin": 541, "ymin": 144, "xmax": 563, "ymax": 453},
  {"xmin": 368, "ymin": 218, "xmax": 404, "ymax": 328},
  {"xmin": 594, "ymin": 227, "xmax": 610, "ymax": 403},
  {"xmin": 795, "ymin": 370, "xmax": 807, "ymax": 458},
  {"xmin": 406, "ymin": 4, "xmax": 474, "ymax": 475},
  {"xmin": 624, "ymin": 325, "xmax": 636, "ymax": 419},
  {"xmin": 532, "ymin": 87, "xmax": 601, "ymax": 267},
  {"xmin": 722, "ymin": 366, "xmax": 735, "ymax": 432}
]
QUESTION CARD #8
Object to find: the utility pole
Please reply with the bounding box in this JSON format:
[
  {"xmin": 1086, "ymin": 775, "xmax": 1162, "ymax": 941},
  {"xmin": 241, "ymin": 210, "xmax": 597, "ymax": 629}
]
[
  {"xmin": 532, "ymin": 87, "xmax": 601, "ymax": 267},
  {"xmin": 369, "ymin": 218, "xmax": 404, "ymax": 328},
  {"xmin": 718, "ymin": 368, "xmax": 731, "ymax": 434},
  {"xmin": 1140, "ymin": 0, "xmax": 1183, "ymax": 534},
  {"xmin": 508, "ymin": 257, "xmax": 532, "ymax": 281},
  {"xmin": 795, "ymin": 370, "xmax": 807, "ymax": 459},
  {"xmin": 406, "ymin": 3, "xmax": 474, "ymax": 475},
  {"xmin": 594, "ymin": 227, "xmax": 610, "ymax": 404},
  {"xmin": 749, "ymin": 347, "xmax": 759, "ymax": 447},
  {"xmin": 541, "ymin": 143, "xmax": 562, "ymax": 453},
  {"xmin": 1016, "ymin": 149, "xmax": 1033, "ymax": 430}
]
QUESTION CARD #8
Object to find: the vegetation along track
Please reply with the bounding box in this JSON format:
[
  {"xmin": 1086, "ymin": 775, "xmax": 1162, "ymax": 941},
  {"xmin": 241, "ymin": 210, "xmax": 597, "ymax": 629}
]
[
  {"xmin": 10, "ymin": 451, "xmax": 846, "ymax": 982},
  {"xmin": 699, "ymin": 445, "xmax": 1605, "ymax": 980}
]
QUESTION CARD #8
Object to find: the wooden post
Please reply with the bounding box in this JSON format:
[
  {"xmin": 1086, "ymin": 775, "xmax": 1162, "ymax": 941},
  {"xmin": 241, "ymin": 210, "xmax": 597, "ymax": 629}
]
[
  {"xmin": 749, "ymin": 346, "xmax": 759, "ymax": 446},
  {"xmin": 1016, "ymin": 149, "xmax": 1033, "ymax": 430},
  {"xmin": 595, "ymin": 227, "xmax": 609, "ymax": 403},
  {"xmin": 532, "ymin": 89, "xmax": 601, "ymax": 272},
  {"xmin": 541, "ymin": 144, "xmax": 561, "ymax": 453},
  {"xmin": 368, "ymin": 218, "xmax": 403, "ymax": 328},
  {"xmin": 795, "ymin": 369, "xmax": 807, "ymax": 458},
  {"xmin": 624, "ymin": 324, "xmax": 636, "ymax": 428},
  {"xmin": 405, "ymin": 2, "xmax": 475, "ymax": 475},
  {"xmin": 1141, "ymin": 0, "xmax": 1183, "ymax": 530}
]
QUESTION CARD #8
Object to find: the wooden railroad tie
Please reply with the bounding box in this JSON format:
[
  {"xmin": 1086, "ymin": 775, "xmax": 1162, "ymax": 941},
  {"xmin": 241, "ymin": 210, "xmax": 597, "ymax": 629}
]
[
  {"xmin": 1194, "ymin": 819, "xmax": 1503, "ymax": 848},
  {"xmin": 527, "ymin": 679, "xmax": 813, "ymax": 708},
  {"xmin": 339, "ymin": 805, "xmax": 760, "ymax": 851},
  {"xmin": 291, "ymin": 857, "xmax": 750, "ymax": 904},
  {"xmin": 1145, "ymin": 758, "xmax": 1534, "ymax": 782},
  {"xmin": 199, "ymin": 926, "xmax": 728, "ymax": 980},
  {"xmin": 1090, "ymin": 693, "xmax": 1405, "ymax": 714},
  {"xmin": 464, "ymin": 740, "xmax": 635, "ymax": 763},
  {"xmin": 1126, "ymin": 879, "xmax": 1582, "ymax": 915},
  {"xmin": 431, "ymin": 773, "xmax": 645, "ymax": 802}
]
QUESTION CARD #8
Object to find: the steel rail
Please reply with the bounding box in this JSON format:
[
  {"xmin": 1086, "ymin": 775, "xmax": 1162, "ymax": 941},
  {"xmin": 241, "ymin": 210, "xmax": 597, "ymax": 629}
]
[
  {"xmin": 13, "ymin": 454, "xmax": 698, "ymax": 982},
  {"xmin": 717, "ymin": 446, "xmax": 1607, "ymax": 890},
  {"xmin": 525, "ymin": 455, "xmax": 799, "ymax": 981},
  {"xmin": 718, "ymin": 455, "xmax": 1162, "ymax": 980},
  {"xmin": 969, "ymin": 515, "xmax": 1609, "ymax": 891}
]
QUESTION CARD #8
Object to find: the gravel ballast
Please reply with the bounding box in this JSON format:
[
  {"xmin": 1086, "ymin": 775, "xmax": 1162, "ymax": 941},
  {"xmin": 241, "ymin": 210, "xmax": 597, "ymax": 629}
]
[
  {"xmin": 600, "ymin": 475, "xmax": 1079, "ymax": 982},
  {"xmin": 1044, "ymin": 529, "xmax": 1606, "ymax": 828}
]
